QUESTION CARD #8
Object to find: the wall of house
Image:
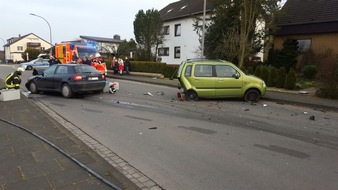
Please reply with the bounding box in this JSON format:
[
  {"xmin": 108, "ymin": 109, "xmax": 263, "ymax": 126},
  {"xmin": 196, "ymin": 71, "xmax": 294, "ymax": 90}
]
[
  {"xmin": 159, "ymin": 17, "xmax": 203, "ymax": 65},
  {"xmin": 5, "ymin": 34, "xmax": 51, "ymax": 62},
  {"xmin": 274, "ymin": 33, "xmax": 338, "ymax": 55}
]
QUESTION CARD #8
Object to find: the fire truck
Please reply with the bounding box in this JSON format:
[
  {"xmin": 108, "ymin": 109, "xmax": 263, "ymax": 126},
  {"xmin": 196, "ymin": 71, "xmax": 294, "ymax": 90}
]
[{"xmin": 55, "ymin": 42, "xmax": 107, "ymax": 75}]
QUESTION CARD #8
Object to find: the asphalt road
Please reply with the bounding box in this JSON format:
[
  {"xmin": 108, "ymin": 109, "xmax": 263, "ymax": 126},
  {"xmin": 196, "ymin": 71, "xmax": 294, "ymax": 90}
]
[{"xmin": 1, "ymin": 64, "xmax": 338, "ymax": 190}]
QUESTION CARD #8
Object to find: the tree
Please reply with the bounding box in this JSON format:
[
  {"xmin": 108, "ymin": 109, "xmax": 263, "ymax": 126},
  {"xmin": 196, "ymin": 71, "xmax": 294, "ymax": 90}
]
[
  {"xmin": 133, "ymin": 9, "xmax": 164, "ymax": 61},
  {"xmin": 277, "ymin": 38, "xmax": 299, "ymax": 71},
  {"xmin": 22, "ymin": 48, "xmax": 40, "ymax": 61},
  {"xmin": 117, "ymin": 39, "xmax": 137, "ymax": 58},
  {"xmin": 203, "ymin": 0, "xmax": 282, "ymax": 66}
]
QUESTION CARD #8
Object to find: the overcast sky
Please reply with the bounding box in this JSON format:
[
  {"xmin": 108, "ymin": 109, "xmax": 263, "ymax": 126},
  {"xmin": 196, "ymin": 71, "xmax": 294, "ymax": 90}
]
[{"xmin": 0, "ymin": 0, "xmax": 177, "ymax": 49}]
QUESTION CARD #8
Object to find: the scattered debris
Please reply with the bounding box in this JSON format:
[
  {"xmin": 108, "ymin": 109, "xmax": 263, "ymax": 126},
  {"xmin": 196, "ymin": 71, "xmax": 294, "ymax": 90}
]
[
  {"xmin": 313, "ymin": 107, "xmax": 327, "ymax": 112},
  {"xmin": 251, "ymin": 102, "xmax": 256, "ymax": 106},
  {"xmin": 309, "ymin": 116, "xmax": 315, "ymax": 120},
  {"xmin": 244, "ymin": 108, "xmax": 250, "ymax": 111},
  {"xmin": 298, "ymin": 91, "xmax": 309, "ymax": 94},
  {"xmin": 302, "ymin": 111, "xmax": 308, "ymax": 115},
  {"xmin": 313, "ymin": 138, "xmax": 319, "ymax": 144},
  {"xmin": 149, "ymin": 127, "xmax": 157, "ymax": 130},
  {"xmin": 152, "ymin": 77, "xmax": 157, "ymax": 79},
  {"xmin": 263, "ymin": 104, "xmax": 267, "ymax": 107},
  {"xmin": 156, "ymin": 91, "xmax": 164, "ymax": 95},
  {"xmin": 144, "ymin": 92, "xmax": 154, "ymax": 96}
]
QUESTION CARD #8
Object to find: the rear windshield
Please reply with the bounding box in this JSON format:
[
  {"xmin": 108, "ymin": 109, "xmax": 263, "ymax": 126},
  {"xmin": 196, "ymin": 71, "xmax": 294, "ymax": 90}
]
[{"xmin": 74, "ymin": 65, "xmax": 100, "ymax": 74}]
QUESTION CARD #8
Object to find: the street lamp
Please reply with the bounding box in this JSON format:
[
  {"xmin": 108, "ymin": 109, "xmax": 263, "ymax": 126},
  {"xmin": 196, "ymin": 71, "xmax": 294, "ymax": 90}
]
[{"xmin": 29, "ymin": 13, "xmax": 52, "ymax": 54}]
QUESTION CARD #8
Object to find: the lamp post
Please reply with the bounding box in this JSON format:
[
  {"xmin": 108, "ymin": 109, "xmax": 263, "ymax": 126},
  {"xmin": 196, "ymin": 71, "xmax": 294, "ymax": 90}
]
[
  {"xmin": 29, "ymin": 13, "xmax": 52, "ymax": 54},
  {"xmin": 201, "ymin": 0, "xmax": 206, "ymax": 58}
]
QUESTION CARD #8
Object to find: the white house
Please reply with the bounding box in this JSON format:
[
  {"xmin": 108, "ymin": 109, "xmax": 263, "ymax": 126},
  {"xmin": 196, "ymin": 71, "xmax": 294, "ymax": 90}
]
[
  {"xmin": 159, "ymin": 0, "xmax": 213, "ymax": 65},
  {"xmin": 3, "ymin": 33, "xmax": 52, "ymax": 63}
]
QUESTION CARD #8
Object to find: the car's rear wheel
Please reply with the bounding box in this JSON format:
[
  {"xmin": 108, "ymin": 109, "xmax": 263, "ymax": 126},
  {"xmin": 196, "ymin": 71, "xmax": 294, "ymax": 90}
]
[
  {"xmin": 185, "ymin": 90, "xmax": 199, "ymax": 101},
  {"xmin": 61, "ymin": 84, "xmax": 73, "ymax": 98},
  {"xmin": 29, "ymin": 82, "xmax": 38, "ymax": 94},
  {"xmin": 244, "ymin": 89, "xmax": 260, "ymax": 102},
  {"xmin": 27, "ymin": 65, "xmax": 33, "ymax": 70}
]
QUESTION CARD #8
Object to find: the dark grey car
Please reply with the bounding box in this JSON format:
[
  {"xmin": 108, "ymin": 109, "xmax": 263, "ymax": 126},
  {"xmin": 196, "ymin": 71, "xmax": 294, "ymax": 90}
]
[{"xmin": 25, "ymin": 64, "xmax": 106, "ymax": 98}]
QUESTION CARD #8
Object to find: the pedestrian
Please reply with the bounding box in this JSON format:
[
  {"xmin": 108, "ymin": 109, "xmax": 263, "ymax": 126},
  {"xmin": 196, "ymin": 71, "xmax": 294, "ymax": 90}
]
[
  {"xmin": 5, "ymin": 67, "xmax": 24, "ymax": 89},
  {"xmin": 111, "ymin": 56, "xmax": 116, "ymax": 70},
  {"xmin": 118, "ymin": 58, "xmax": 124, "ymax": 75},
  {"xmin": 114, "ymin": 58, "xmax": 119, "ymax": 74},
  {"xmin": 76, "ymin": 57, "xmax": 83, "ymax": 64},
  {"xmin": 72, "ymin": 51, "xmax": 78, "ymax": 62},
  {"xmin": 48, "ymin": 55, "xmax": 61, "ymax": 66},
  {"xmin": 82, "ymin": 56, "xmax": 90, "ymax": 65},
  {"xmin": 124, "ymin": 56, "xmax": 130, "ymax": 75}
]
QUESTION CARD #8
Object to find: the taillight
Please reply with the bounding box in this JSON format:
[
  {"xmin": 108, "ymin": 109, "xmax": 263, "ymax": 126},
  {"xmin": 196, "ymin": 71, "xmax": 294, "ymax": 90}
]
[
  {"xmin": 102, "ymin": 74, "xmax": 105, "ymax": 80},
  {"xmin": 73, "ymin": 74, "xmax": 83, "ymax": 81}
]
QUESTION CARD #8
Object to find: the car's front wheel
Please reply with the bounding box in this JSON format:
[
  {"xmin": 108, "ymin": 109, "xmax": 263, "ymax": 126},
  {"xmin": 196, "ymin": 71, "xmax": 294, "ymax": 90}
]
[
  {"xmin": 61, "ymin": 84, "xmax": 73, "ymax": 98},
  {"xmin": 29, "ymin": 82, "xmax": 38, "ymax": 94},
  {"xmin": 185, "ymin": 90, "xmax": 199, "ymax": 101},
  {"xmin": 26, "ymin": 65, "xmax": 33, "ymax": 70},
  {"xmin": 244, "ymin": 89, "xmax": 260, "ymax": 102}
]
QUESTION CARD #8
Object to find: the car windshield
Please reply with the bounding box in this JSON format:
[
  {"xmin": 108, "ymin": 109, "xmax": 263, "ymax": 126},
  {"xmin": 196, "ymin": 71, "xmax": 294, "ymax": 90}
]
[
  {"xmin": 77, "ymin": 47, "xmax": 97, "ymax": 58},
  {"xmin": 74, "ymin": 65, "xmax": 100, "ymax": 74}
]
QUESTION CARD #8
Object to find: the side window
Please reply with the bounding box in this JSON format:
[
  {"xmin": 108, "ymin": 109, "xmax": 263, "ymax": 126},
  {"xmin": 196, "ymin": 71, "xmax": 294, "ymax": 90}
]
[
  {"xmin": 215, "ymin": 65, "xmax": 238, "ymax": 77},
  {"xmin": 43, "ymin": 65, "xmax": 57, "ymax": 77},
  {"xmin": 184, "ymin": 65, "xmax": 192, "ymax": 77},
  {"xmin": 194, "ymin": 65, "xmax": 213, "ymax": 77},
  {"xmin": 55, "ymin": 66, "xmax": 68, "ymax": 74}
]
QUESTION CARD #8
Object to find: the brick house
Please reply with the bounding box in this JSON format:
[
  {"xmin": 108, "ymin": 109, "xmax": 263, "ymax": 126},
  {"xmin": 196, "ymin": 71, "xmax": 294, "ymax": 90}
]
[{"xmin": 273, "ymin": 0, "xmax": 338, "ymax": 57}]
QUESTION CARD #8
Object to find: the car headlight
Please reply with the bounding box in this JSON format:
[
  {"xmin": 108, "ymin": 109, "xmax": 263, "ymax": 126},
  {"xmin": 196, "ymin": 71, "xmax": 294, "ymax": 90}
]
[{"xmin": 262, "ymin": 81, "xmax": 266, "ymax": 88}]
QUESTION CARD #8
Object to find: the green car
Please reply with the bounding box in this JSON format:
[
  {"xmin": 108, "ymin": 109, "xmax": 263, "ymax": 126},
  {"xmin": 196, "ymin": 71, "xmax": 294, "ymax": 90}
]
[{"xmin": 177, "ymin": 59, "xmax": 266, "ymax": 101}]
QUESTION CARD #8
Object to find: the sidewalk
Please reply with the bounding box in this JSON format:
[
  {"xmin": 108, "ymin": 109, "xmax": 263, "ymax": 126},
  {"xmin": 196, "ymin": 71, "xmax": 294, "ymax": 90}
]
[
  {"xmin": 106, "ymin": 71, "xmax": 338, "ymax": 112},
  {"xmin": 0, "ymin": 82, "xmax": 139, "ymax": 189}
]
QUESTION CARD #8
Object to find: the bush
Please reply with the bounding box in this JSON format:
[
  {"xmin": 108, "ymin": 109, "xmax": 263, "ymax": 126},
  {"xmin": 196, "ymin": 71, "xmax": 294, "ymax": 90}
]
[
  {"xmin": 267, "ymin": 67, "xmax": 277, "ymax": 87},
  {"xmin": 284, "ymin": 69, "xmax": 297, "ymax": 90},
  {"xmin": 247, "ymin": 66, "xmax": 254, "ymax": 75},
  {"xmin": 254, "ymin": 65, "xmax": 262, "ymax": 78},
  {"xmin": 106, "ymin": 58, "xmax": 179, "ymax": 78},
  {"xmin": 302, "ymin": 65, "xmax": 318, "ymax": 80},
  {"xmin": 275, "ymin": 67, "xmax": 286, "ymax": 88},
  {"xmin": 260, "ymin": 66, "xmax": 269, "ymax": 83},
  {"xmin": 316, "ymin": 59, "xmax": 338, "ymax": 99}
]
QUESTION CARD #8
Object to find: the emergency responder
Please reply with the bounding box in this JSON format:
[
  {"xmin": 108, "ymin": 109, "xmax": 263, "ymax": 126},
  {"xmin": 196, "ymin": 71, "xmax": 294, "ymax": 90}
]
[
  {"xmin": 48, "ymin": 55, "xmax": 61, "ymax": 66},
  {"xmin": 5, "ymin": 67, "xmax": 24, "ymax": 89}
]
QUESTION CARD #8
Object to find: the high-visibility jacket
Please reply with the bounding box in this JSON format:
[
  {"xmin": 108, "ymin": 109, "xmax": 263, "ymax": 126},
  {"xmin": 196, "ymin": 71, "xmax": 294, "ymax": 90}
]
[{"xmin": 5, "ymin": 71, "xmax": 21, "ymax": 89}]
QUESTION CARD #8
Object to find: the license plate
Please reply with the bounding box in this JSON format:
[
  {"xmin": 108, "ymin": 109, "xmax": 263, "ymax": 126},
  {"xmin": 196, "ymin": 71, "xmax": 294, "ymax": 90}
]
[{"xmin": 88, "ymin": 77, "xmax": 98, "ymax": 80}]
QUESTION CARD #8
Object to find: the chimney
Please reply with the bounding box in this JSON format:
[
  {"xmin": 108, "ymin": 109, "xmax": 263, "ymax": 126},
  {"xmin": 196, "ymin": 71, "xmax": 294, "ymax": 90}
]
[{"xmin": 113, "ymin": 35, "xmax": 120, "ymax": 40}]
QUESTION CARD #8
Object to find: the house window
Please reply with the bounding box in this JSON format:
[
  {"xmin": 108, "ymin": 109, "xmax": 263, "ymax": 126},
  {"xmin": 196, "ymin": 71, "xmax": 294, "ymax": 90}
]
[
  {"xmin": 17, "ymin": 46, "xmax": 23, "ymax": 51},
  {"xmin": 162, "ymin": 26, "xmax": 170, "ymax": 35},
  {"xmin": 297, "ymin": 39, "xmax": 311, "ymax": 52},
  {"xmin": 158, "ymin": 47, "xmax": 169, "ymax": 56},
  {"xmin": 174, "ymin": 46, "xmax": 181, "ymax": 58},
  {"xmin": 175, "ymin": 24, "xmax": 181, "ymax": 36}
]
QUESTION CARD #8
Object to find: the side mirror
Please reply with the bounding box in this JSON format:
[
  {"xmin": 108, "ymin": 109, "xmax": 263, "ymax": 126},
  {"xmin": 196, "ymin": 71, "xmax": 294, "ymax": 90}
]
[{"xmin": 232, "ymin": 73, "xmax": 240, "ymax": 79}]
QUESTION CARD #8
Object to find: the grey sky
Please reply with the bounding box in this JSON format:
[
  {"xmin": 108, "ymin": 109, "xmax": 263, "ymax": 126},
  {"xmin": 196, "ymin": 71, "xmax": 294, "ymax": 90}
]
[{"xmin": 0, "ymin": 0, "xmax": 176, "ymax": 48}]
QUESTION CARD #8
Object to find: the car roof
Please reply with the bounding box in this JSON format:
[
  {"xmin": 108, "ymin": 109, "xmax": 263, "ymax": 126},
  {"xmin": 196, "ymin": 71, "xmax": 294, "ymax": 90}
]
[{"xmin": 185, "ymin": 59, "xmax": 232, "ymax": 65}]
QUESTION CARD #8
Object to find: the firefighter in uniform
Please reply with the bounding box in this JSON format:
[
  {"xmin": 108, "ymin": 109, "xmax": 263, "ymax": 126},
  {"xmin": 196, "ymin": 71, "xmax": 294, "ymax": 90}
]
[{"xmin": 5, "ymin": 67, "xmax": 24, "ymax": 89}]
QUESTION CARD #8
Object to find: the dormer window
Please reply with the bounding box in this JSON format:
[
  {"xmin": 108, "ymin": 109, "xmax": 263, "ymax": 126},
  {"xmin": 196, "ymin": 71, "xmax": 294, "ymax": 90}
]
[{"xmin": 167, "ymin": 8, "xmax": 173, "ymax": 13}]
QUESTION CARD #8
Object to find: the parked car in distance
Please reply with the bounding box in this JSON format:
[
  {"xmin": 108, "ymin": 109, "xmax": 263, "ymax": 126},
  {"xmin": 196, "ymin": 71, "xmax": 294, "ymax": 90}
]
[
  {"xmin": 25, "ymin": 64, "xmax": 106, "ymax": 98},
  {"xmin": 19, "ymin": 58, "xmax": 50, "ymax": 70},
  {"xmin": 177, "ymin": 59, "xmax": 266, "ymax": 102}
]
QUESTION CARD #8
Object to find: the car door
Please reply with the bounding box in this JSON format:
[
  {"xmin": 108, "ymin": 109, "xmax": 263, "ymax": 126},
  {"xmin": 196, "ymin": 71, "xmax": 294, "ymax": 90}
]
[
  {"xmin": 214, "ymin": 65, "xmax": 243, "ymax": 97},
  {"xmin": 189, "ymin": 64, "xmax": 215, "ymax": 97},
  {"xmin": 37, "ymin": 65, "xmax": 57, "ymax": 90},
  {"xmin": 53, "ymin": 65, "xmax": 69, "ymax": 90}
]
